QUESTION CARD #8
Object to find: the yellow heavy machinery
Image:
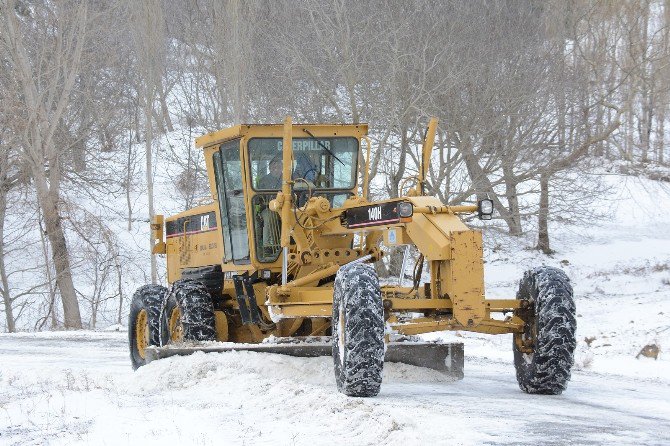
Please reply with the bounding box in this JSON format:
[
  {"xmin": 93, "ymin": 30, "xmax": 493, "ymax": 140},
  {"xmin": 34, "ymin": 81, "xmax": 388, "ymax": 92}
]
[{"xmin": 129, "ymin": 118, "xmax": 577, "ymax": 397}]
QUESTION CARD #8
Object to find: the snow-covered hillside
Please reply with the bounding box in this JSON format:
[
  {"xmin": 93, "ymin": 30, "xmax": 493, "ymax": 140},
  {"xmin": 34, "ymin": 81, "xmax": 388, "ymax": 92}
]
[{"xmin": 1, "ymin": 174, "xmax": 669, "ymax": 445}]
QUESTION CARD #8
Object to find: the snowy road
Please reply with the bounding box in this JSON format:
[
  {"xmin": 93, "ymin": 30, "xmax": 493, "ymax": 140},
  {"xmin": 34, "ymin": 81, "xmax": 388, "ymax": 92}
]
[{"xmin": 1, "ymin": 331, "xmax": 668, "ymax": 445}]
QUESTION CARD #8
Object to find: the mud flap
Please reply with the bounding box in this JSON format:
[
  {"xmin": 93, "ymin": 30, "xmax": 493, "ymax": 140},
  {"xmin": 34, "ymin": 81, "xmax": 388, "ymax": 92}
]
[
  {"xmin": 145, "ymin": 341, "xmax": 464, "ymax": 379},
  {"xmin": 233, "ymin": 275, "xmax": 262, "ymax": 324}
]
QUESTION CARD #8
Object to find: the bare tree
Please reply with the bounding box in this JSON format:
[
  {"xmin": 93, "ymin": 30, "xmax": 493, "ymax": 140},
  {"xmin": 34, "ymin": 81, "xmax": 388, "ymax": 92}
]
[
  {"xmin": 1, "ymin": 0, "xmax": 88, "ymax": 328},
  {"xmin": 127, "ymin": 0, "xmax": 168, "ymax": 284},
  {"xmin": 0, "ymin": 0, "xmax": 669, "ymax": 330},
  {"xmin": 0, "ymin": 140, "xmax": 20, "ymax": 331}
]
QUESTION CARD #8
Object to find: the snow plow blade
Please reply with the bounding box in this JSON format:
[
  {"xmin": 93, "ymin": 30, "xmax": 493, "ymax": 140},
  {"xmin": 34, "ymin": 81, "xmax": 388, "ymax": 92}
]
[{"xmin": 145, "ymin": 341, "xmax": 464, "ymax": 378}]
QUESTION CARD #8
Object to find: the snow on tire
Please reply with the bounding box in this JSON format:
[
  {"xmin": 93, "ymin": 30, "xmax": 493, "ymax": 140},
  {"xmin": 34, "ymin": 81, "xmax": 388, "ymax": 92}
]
[
  {"xmin": 166, "ymin": 279, "xmax": 216, "ymax": 342},
  {"xmin": 128, "ymin": 284, "xmax": 168, "ymax": 370},
  {"xmin": 332, "ymin": 262, "xmax": 385, "ymax": 397},
  {"xmin": 514, "ymin": 266, "xmax": 577, "ymax": 395}
]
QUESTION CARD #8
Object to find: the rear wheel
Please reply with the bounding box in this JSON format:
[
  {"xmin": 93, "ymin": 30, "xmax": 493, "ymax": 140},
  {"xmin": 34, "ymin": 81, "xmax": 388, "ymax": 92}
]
[
  {"xmin": 514, "ymin": 266, "xmax": 577, "ymax": 394},
  {"xmin": 165, "ymin": 279, "xmax": 216, "ymax": 342},
  {"xmin": 332, "ymin": 263, "xmax": 385, "ymax": 397},
  {"xmin": 128, "ymin": 284, "xmax": 167, "ymax": 370}
]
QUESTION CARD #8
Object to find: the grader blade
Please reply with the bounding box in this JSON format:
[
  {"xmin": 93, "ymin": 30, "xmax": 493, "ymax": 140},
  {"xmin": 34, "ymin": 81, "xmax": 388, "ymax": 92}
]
[{"xmin": 144, "ymin": 341, "xmax": 464, "ymax": 378}]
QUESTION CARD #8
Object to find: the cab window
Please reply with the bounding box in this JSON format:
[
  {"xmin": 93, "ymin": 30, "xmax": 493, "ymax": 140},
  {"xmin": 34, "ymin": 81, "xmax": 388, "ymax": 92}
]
[{"xmin": 248, "ymin": 137, "xmax": 358, "ymax": 191}]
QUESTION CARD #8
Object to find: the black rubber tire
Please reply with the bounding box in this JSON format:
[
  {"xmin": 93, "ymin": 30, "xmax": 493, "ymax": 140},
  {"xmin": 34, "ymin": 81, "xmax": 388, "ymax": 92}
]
[
  {"xmin": 128, "ymin": 284, "xmax": 168, "ymax": 370},
  {"xmin": 514, "ymin": 266, "xmax": 577, "ymax": 395},
  {"xmin": 165, "ymin": 279, "xmax": 217, "ymax": 342},
  {"xmin": 332, "ymin": 263, "xmax": 385, "ymax": 397},
  {"xmin": 180, "ymin": 265, "xmax": 224, "ymax": 296}
]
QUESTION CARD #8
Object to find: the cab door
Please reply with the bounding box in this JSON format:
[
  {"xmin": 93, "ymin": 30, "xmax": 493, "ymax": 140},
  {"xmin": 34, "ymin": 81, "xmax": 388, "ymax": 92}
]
[{"xmin": 213, "ymin": 139, "xmax": 250, "ymax": 265}]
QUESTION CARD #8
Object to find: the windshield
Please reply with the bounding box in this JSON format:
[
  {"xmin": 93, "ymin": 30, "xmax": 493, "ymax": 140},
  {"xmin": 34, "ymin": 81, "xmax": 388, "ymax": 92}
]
[{"xmin": 248, "ymin": 137, "xmax": 358, "ymax": 191}]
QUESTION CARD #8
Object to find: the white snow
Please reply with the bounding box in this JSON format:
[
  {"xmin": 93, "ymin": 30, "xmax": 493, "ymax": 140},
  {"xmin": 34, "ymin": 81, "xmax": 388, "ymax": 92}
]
[
  {"xmin": 1, "ymin": 331, "xmax": 668, "ymax": 445},
  {"xmin": 1, "ymin": 174, "xmax": 669, "ymax": 445}
]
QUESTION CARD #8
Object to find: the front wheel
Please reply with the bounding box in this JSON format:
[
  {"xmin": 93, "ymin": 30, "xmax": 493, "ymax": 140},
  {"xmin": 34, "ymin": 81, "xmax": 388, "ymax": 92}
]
[
  {"xmin": 332, "ymin": 263, "xmax": 385, "ymax": 397},
  {"xmin": 128, "ymin": 284, "xmax": 168, "ymax": 370},
  {"xmin": 514, "ymin": 266, "xmax": 577, "ymax": 394}
]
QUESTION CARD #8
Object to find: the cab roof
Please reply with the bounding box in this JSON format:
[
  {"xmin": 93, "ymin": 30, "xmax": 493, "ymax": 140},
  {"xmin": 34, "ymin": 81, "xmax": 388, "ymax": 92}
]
[{"xmin": 195, "ymin": 123, "xmax": 369, "ymax": 149}]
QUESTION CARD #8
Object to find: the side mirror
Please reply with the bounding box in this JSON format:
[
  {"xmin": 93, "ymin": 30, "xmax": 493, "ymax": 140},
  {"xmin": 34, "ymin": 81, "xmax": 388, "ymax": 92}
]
[{"xmin": 478, "ymin": 199, "xmax": 493, "ymax": 221}]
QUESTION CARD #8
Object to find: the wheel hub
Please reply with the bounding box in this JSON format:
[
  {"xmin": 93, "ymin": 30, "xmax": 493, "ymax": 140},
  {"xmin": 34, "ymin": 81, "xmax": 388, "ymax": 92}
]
[
  {"xmin": 514, "ymin": 301, "xmax": 536, "ymax": 357},
  {"xmin": 135, "ymin": 309, "xmax": 149, "ymax": 359},
  {"xmin": 169, "ymin": 307, "xmax": 184, "ymax": 343}
]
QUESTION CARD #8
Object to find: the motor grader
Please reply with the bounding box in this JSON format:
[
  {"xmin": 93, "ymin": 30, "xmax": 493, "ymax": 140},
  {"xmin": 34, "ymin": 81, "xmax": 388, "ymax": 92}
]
[{"xmin": 129, "ymin": 118, "xmax": 577, "ymax": 397}]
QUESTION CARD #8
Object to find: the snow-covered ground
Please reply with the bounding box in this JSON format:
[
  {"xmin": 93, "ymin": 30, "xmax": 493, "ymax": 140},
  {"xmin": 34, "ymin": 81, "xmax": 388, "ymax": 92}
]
[
  {"xmin": 1, "ymin": 175, "xmax": 669, "ymax": 445},
  {"xmin": 0, "ymin": 331, "xmax": 668, "ymax": 445}
]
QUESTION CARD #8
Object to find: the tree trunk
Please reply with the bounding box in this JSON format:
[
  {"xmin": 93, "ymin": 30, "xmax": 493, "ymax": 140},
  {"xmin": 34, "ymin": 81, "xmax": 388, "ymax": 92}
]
[
  {"xmin": 625, "ymin": 87, "xmax": 636, "ymax": 160},
  {"xmin": 536, "ymin": 173, "xmax": 552, "ymax": 255},
  {"xmin": 0, "ymin": 190, "xmax": 15, "ymax": 332},
  {"xmin": 502, "ymin": 163, "xmax": 522, "ymax": 236},
  {"xmin": 36, "ymin": 209, "xmax": 58, "ymax": 331},
  {"xmin": 639, "ymin": 0, "xmax": 652, "ymax": 163},
  {"xmin": 33, "ymin": 171, "xmax": 82, "ymax": 329},
  {"xmin": 389, "ymin": 124, "xmax": 409, "ymax": 198},
  {"xmin": 144, "ymin": 90, "xmax": 158, "ymax": 284},
  {"xmin": 640, "ymin": 90, "xmax": 654, "ymax": 163},
  {"xmin": 158, "ymin": 79, "xmax": 174, "ymax": 132},
  {"xmin": 655, "ymin": 105, "xmax": 665, "ymax": 164},
  {"xmin": 116, "ymin": 258, "xmax": 124, "ymax": 325},
  {"xmin": 127, "ymin": 124, "xmax": 134, "ymax": 231}
]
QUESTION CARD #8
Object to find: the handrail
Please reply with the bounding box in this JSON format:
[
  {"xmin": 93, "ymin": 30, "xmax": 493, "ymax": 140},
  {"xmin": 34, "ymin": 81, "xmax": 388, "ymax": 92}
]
[{"xmin": 362, "ymin": 136, "xmax": 372, "ymax": 199}]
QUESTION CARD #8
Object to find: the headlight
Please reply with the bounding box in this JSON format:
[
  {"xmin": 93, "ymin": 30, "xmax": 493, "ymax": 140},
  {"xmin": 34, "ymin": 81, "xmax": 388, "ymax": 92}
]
[
  {"xmin": 397, "ymin": 201, "xmax": 413, "ymax": 218},
  {"xmin": 478, "ymin": 199, "xmax": 493, "ymax": 220}
]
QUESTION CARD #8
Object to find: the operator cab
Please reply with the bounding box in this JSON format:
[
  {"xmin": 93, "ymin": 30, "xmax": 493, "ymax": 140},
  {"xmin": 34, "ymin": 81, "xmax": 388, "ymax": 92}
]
[{"xmin": 199, "ymin": 124, "xmax": 367, "ymax": 268}]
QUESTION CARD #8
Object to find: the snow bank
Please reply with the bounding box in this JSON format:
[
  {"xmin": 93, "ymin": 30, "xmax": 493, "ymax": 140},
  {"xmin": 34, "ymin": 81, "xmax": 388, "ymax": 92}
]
[{"xmin": 1, "ymin": 332, "xmax": 668, "ymax": 445}]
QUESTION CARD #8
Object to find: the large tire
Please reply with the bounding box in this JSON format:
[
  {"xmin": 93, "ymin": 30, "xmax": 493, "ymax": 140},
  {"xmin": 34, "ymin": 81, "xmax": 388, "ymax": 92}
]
[
  {"xmin": 514, "ymin": 266, "xmax": 577, "ymax": 395},
  {"xmin": 180, "ymin": 265, "xmax": 224, "ymax": 296},
  {"xmin": 165, "ymin": 279, "xmax": 216, "ymax": 342},
  {"xmin": 332, "ymin": 263, "xmax": 385, "ymax": 397},
  {"xmin": 129, "ymin": 284, "xmax": 167, "ymax": 370}
]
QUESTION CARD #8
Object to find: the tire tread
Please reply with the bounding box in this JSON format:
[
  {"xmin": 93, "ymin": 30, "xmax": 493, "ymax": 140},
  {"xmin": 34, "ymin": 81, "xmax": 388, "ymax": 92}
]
[
  {"xmin": 514, "ymin": 266, "xmax": 577, "ymax": 395},
  {"xmin": 332, "ymin": 263, "xmax": 385, "ymax": 397}
]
